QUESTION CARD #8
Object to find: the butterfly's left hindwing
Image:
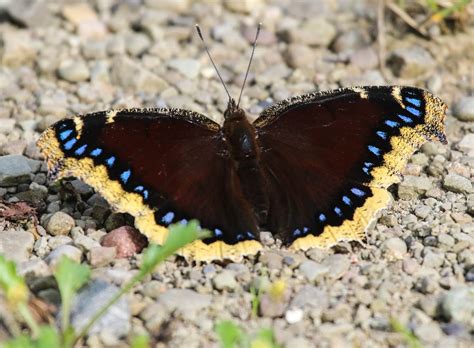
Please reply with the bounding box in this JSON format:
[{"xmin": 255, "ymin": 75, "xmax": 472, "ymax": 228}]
[{"xmin": 254, "ymin": 86, "xmax": 447, "ymax": 249}]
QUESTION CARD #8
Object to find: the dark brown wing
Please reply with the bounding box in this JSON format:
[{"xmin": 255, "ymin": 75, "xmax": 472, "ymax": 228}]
[
  {"xmin": 37, "ymin": 108, "xmax": 260, "ymax": 249},
  {"xmin": 254, "ymin": 86, "xmax": 447, "ymax": 245}
]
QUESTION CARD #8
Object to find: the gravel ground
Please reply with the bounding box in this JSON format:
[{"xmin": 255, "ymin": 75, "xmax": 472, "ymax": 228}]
[{"xmin": 0, "ymin": 1, "xmax": 473, "ymax": 347}]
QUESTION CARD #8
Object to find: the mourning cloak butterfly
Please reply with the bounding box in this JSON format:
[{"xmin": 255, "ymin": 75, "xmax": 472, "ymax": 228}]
[{"xmin": 37, "ymin": 27, "xmax": 447, "ymax": 261}]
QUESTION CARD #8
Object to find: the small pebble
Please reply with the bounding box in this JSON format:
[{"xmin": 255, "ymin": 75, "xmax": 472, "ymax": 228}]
[
  {"xmin": 453, "ymin": 97, "xmax": 474, "ymax": 122},
  {"xmin": 101, "ymin": 226, "xmax": 147, "ymax": 258},
  {"xmin": 46, "ymin": 212, "xmax": 75, "ymax": 236}
]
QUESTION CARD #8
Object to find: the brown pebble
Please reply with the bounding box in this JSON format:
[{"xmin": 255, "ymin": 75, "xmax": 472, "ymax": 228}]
[{"xmin": 101, "ymin": 226, "xmax": 147, "ymax": 258}]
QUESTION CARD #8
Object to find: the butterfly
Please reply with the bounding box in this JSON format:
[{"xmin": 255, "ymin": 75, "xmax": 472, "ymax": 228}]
[{"xmin": 37, "ymin": 26, "xmax": 447, "ymax": 261}]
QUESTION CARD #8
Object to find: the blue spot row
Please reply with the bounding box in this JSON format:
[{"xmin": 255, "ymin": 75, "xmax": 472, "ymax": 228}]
[
  {"xmin": 90, "ymin": 148, "xmax": 102, "ymax": 157},
  {"xmin": 74, "ymin": 144, "xmax": 87, "ymax": 156},
  {"xmin": 59, "ymin": 129, "xmax": 73, "ymax": 140},
  {"xmin": 368, "ymin": 145, "xmax": 381, "ymax": 156},
  {"xmin": 64, "ymin": 138, "xmax": 77, "ymax": 150},
  {"xmin": 385, "ymin": 120, "xmax": 399, "ymax": 128},
  {"xmin": 405, "ymin": 96, "xmax": 421, "ymax": 107},
  {"xmin": 161, "ymin": 211, "xmax": 175, "ymax": 224},
  {"xmin": 406, "ymin": 106, "xmax": 421, "ymax": 117},
  {"xmin": 120, "ymin": 170, "xmax": 131, "ymax": 184},
  {"xmin": 397, "ymin": 114, "xmax": 413, "ymax": 123}
]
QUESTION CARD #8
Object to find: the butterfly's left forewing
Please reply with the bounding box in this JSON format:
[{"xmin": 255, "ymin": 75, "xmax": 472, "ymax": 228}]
[
  {"xmin": 254, "ymin": 86, "xmax": 447, "ymax": 249},
  {"xmin": 38, "ymin": 108, "xmax": 262, "ymax": 261}
]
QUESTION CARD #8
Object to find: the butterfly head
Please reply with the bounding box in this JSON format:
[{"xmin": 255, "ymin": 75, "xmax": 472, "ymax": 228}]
[{"xmin": 224, "ymin": 98, "xmax": 245, "ymax": 120}]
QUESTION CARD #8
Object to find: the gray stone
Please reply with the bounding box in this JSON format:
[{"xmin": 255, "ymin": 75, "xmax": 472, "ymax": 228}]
[
  {"xmin": 457, "ymin": 134, "xmax": 474, "ymax": 157},
  {"xmin": 223, "ymin": 0, "xmax": 264, "ymax": 13},
  {"xmin": 69, "ymin": 280, "xmax": 130, "ymax": 339},
  {"xmin": 453, "ymin": 97, "xmax": 474, "ymax": 122},
  {"xmin": 7, "ymin": 0, "xmax": 53, "ymax": 27},
  {"xmin": 259, "ymin": 251, "xmax": 283, "ymax": 269},
  {"xmin": 167, "ymin": 59, "xmax": 201, "ymax": 79},
  {"xmin": 414, "ymin": 205, "xmax": 431, "ymax": 219},
  {"xmin": 414, "ymin": 322, "xmax": 443, "ymax": 343},
  {"xmin": 443, "ymin": 174, "xmax": 472, "ymax": 194},
  {"xmin": 45, "ymin": 211, "xmax": 75, "ymax": 236},
  {"xmin": 0, "ymin": 230, "xmax": 35, "ymax": 263},
  {"xmin": 45, "ymin": 245, "xmax": 82, "ymax": 267},
  {"xmin": 291, "ymin": 285, "xmax": 328, "ymax": 309},
  {"xmin": 110, "ymin": 57, "xmax": 168, "ymax": 93},
  {"xmin": 298, "ymin": 260, "xmax": 329, "ymax": 282},
  {"xmin": 388, "ymin": 46, "xmax": 436, "ymax": 78},
  {"xmin": 332, "ymin": 29, "xmax": 371, "ymax": 53},
  {"xmin": 158, "ymin": 289, "xmax": 212, "ymax": 313},
  {"xmin": 1, "ymin": 30, "xmax": 37, "ymax": 67},
  {"xmin": 144, "ymin": 0, "xmax": 191, "ymax": 13},
  {"xmin": 283, "ymin": 44, "xmax": 316, "ymax": 69},
  {"xmin": 125, "ymin": 32, "xmax": 151, "ymax": 57},
  {"xmin": 74, "ymin": 235, "xmax": 101, "ymax": 252},
  {"xmin": 18, "ymin": 259, "xmax": 51, "ymax": 279},
  {"xmin": 58, "ymin": 60, "xmax": 90, "ymax": 82},
  {"xmin": 439, "ymin": 287, "xmax": 474, "ymax": 325},
  {"xmin": 398, "ymin": 176, "xmax": 433, "ymax": 199},
  {"xmin": 423, "ymin": 251, "xmax": 444, "ymax": 268},
  {"xmin": 0, "ymin": 155, "xmax": 32, "ymax": 186},
  {"xmin": 212, "ymin": 271, "xmax": 238, "ymax": 291},
  {"xmin": 382, "ymin": 237, "xmax": 407, "ymax": 259},
  {"xmin": 287, "ymin": 18, "xmax": 336, "ymax": 47},
  {"xmin": 322, "ymin": 254, "xmax": 350, "ymax": 279}
]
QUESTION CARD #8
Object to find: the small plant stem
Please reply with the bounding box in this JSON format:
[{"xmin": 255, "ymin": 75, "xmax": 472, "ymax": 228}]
[
  {"xmin": 17, "ymin": 302, "xmax": 40, "ymax": 338},
  {"xmin": 74, "ymin": 245, "xmax": 174, "ymax": 344}
]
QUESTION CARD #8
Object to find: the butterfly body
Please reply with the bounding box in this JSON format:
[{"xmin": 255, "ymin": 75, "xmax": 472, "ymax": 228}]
[{"xmin": 37, "ymin": 86, "xmax": 447, "ymax": 261}]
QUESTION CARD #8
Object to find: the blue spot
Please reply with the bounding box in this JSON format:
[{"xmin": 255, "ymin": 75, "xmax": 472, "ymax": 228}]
[
  {"xmin": 293, "ymin": 229, "xmax": 302, "ymax": 237},
  {"xmin": 179, "ymin": 219, "xmax": 188, "ymax": 225},
  {"xmin": 363, "ymin": 167, "xmax": 370, "ymax": 175},
  {"xmin": 143, "ymin": 190, "xmax": 149, "ymax": 200},
  {"xmin": 406, "ymin": 106, "xmax": 421, "ymax": 117},
  {"xmin": 376, "ymin": 131, "xmax": 387, "ymax": 140},
  {"xmin": 342, "ymin": 196, "xmax": 351, "ymax": 206},
  {"xmin": 334, "ymin": 207, "xmax": 343, "ymax": 217},
  {"xmin": 74, "ymin": 144, "xmax": 87, "ymax": 156},
  {"xmin": 161, "ymin": 212, "xmax": 174, "ymax": 224},
  {"xmin": 59, "ymin": 129, "xmax": 73, "ymax": 140},
  {"xmin": 90, "ymin": 148, "xmax": 102, "ymax": 157},
  {"xmin": 64, "ymin": 138, "xmax": 77, "ymax": 150},
  {"xmin": 319, "ymin": 213, "xmax": 327, "ymax": 222},
  {"xmin": 214, "ymin": 228, "xmax": 223, "ymax": 237},
  {"xmin": 398, "ymin": 114, "xmax": 413, "ymax": 123},
  {"xmin": 236, "ymin": 234, "xmax": 244, "ymax": 241},
  {"xmin": 134, "ymin": 186, "xmax": 144, "ymax": 192},
  {"xmin": 106, "ymin": 156, "xmax": 115, "ymax": 167},
  {"xmin": 368, "ymin": 145, "xmax": 381, "ymax": 156},
  {"xmin": 120, "ymin": 170, "xmax": 131, "ymax": 184},
  {"xmin": 405, "ymin": 97, "xmax": 421, "ymax": 107},
  {"xmin": 303, "ymin": 227, "xmax": 309, "ymax": 234},
  {"xmin": 385, "ymin": 120, "xmax": 399, "ymax": 128},
  {"xmin": 247, "ymin": 231, "xmax": 255, "ymax": 239},
  {"xmin": 364, "ymin": 162, "xmax": 373, "ymax": 168},
  {"xmin": 351, "ymin": 187, "xmax": 365, "ymax": 197}
]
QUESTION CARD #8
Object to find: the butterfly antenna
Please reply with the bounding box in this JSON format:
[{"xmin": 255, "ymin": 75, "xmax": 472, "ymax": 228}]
[
  {"xmin": 237, "ymin": 23, "xmax": 261, "ymax": 107},
  {"xmin": 195, "ymin": 24, "xmax": 233, "ymax": 103}
]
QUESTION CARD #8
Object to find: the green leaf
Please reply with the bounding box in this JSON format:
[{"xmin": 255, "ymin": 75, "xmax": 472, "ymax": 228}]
[
  {"xmin": 0, "ymin": 334, "xmax": 34, "ymax": 348},
  {"xmin": 54, "ymin": 256, "xmax": 90, "ymax": 330},
  {"xmin": 131, "ymin": 334, "xmax": 150, "ymax": 348},
  {"xmin": 0, "ymin": 254, "xmax": 29, "ymax": 305},
  {"xmin": 391, "ymin": 318, "xmax": 423, "ymax": 348},
  {"xmin": 250, "ymin": 328, "xmax": 281, "ymax": 348},
  {"xmin": 36, "ymin": 326, "xmax": 61, "ymax": 348},
  {"xmin": 215, "ymin": 320, "xmax": 245, "ymax": 348},
  {"xmin": 141, "ymin": 220, "xmax": 210, "ymax": 273}
]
